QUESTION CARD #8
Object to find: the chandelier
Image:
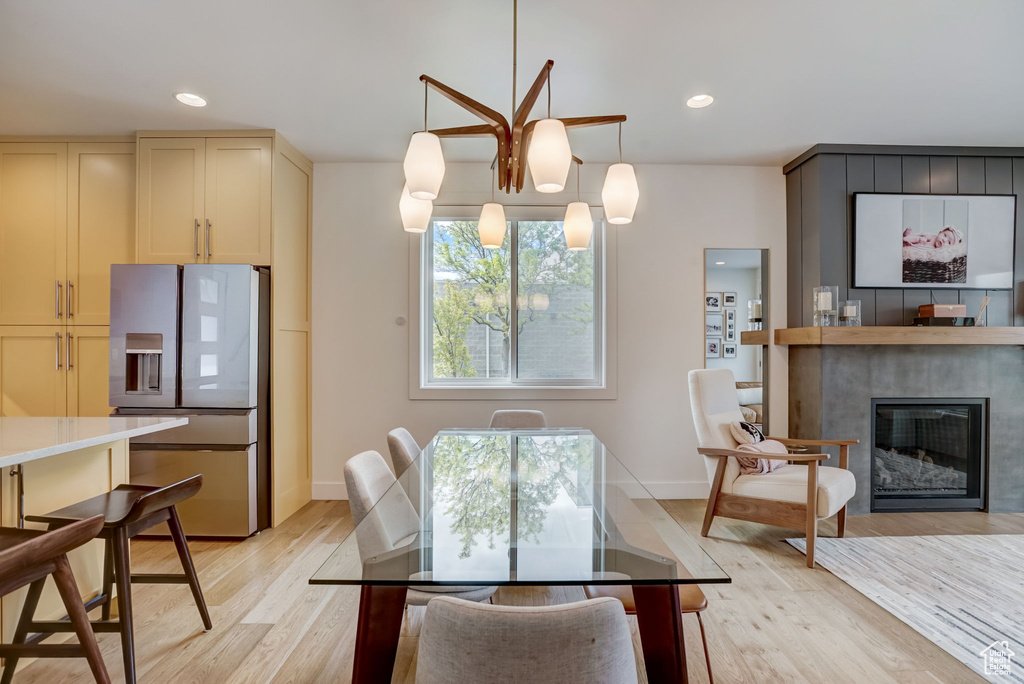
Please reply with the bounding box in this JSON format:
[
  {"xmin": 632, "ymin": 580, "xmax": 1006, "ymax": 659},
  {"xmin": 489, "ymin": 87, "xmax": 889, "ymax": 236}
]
[{"xmin": 399, "ymin": 0, "xmax": 640, "ymax": 250}]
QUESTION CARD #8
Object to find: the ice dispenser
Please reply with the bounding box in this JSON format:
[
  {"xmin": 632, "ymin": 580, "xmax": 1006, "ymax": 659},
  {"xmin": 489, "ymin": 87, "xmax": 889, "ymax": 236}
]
[{"xmin": 125, "ymin": 333, "xmax": 163, "ymax": 394}]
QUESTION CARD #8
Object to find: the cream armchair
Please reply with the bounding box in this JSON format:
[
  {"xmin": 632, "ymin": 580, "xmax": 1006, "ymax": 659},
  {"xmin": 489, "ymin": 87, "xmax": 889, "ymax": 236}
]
[{"xmin": 688, "ymin": 368, "xmax": 857, "ymax": 568}]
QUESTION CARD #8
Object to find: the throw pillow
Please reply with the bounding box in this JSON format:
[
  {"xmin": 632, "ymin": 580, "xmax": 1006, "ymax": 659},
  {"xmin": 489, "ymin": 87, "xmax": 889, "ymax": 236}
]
[
  {"xmin": 735, "ymin": 439, "xmax": 790, "ymax": 475},
  {"xmin": 729, "ymin": 420, "xmax": 765, "ymax": 445}
]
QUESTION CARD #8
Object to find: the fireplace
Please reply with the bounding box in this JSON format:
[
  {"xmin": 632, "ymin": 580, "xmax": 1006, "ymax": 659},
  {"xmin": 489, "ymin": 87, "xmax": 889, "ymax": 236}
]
[{"xmin": 871, "ymin": 398, "xmax": 987, "ymax": 512}]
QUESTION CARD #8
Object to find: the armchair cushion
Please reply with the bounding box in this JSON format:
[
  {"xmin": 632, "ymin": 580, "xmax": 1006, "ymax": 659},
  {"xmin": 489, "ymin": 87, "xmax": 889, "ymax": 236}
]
[
  {"xmin": 735, "ymin": 439, "xmax": 789, "ymax": 475},
  {"xmin": 729, "ymin": 420, "xmax": 765, "ymax": 444},
  {"xmin": 732, "ymin": 465, "xmax": 856, "ymax": 518}
]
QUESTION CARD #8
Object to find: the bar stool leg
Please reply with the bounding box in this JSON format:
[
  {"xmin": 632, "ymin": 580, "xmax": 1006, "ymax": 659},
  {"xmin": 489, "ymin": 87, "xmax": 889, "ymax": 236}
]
[
  {"xmin": 112, "ymin": 527, "xmax": 137, "ymax": 684},
  {"xmin": 52, "ymin": 554, "xmax": 111, "ymax": 684},
  {"xmin": 0, "ymin": 578, "xmax": 45, "ymax": 684},
  {"xmin": 166, "ymin": 506, "xmax": 212, "ymax": 631},
  {"xmin": 101, "ymin": 538, "xmax": 114, "ymax": 621}
]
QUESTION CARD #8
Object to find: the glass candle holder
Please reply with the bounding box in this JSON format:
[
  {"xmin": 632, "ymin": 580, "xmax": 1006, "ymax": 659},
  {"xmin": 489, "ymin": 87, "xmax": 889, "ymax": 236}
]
[
  {"xmin": 812, "ymin": 285, "xmax": 839, "ymax": 327},
  {"xmin": 747, "ymin": 299, "xmax": 763, "ymax": 331},
  {"xmin": 839, "ymin": 300, "xmax": 862, "ymax": 327}
]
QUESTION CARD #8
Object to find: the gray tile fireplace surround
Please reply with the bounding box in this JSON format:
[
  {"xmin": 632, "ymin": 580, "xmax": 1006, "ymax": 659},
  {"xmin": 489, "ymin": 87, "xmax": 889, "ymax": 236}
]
[{"xmin": 789, "ymin": 344, "xmax": 1024, "ymax": 515}]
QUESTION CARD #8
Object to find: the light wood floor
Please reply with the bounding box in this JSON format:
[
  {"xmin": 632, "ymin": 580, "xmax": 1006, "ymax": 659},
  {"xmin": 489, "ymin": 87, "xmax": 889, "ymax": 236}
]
[{"xmin": 14, "ymin": 500, "xmax": 1024, "ymax": 683}]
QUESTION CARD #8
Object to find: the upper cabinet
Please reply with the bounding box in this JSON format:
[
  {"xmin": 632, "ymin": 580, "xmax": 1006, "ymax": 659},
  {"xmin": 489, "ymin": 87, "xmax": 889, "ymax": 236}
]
[
  {"xmin": 137, "ymin": 136, "xmax": 272, "ymax": 265},
  {"xmin": 0, "ymin": 144, "xmax": 68, "ymax": 325},
  {"xmin": 68, "ymin": 143, "xmax": 136, "ymax": 325}
]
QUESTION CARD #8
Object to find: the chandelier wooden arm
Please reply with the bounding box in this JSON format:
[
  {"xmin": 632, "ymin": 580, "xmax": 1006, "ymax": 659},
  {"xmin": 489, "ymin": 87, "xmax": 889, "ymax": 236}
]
[
  {"xmin": 420, "ymin": 74, "xmax": 512, "ymax": 189},
  {"xmin": 428, "ymin": 125, "xmax": 497, "ymax": 138},
  {"xmin": 509, "ymin": 60, "xmax": 555, "ymax": 191}
]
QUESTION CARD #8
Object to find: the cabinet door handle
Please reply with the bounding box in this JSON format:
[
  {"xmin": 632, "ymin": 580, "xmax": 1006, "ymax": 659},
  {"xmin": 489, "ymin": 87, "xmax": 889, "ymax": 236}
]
[
  {"xmin": 205, "ymin": 219, "xmax": 212, "ymax": 260},
  {"xmin": 194, "ymin": 219, "xmax": 201, "ymax": 261},
  {"xmin": 67, "ymin": 280, "xmax": 73, "ymax": 318},
  {"xmin": 55, "ymin": 332, "xmax": 62, "ymax": 370},
  {"xmin": 55, "ymin": 280, "xmax": 62, "ymax": 319},
  {"xmin": 67, "ymin": 332, "xmax": 73, "ymax": 370}
]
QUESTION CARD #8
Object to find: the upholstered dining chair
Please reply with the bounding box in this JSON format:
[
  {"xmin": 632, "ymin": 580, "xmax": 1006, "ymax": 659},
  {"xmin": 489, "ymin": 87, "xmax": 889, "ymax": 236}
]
[
  {"xmin": 344, "ymin": 450, "xmax": 496, "ymax": 605},
  {"xmin": 687, "ymin": 369, "xmax": 857, "ymax": 568},
  {"xmin": 489, "ymin": 409, "xmax": 547, "ymax": 429},
  {"xmin": 415, "ymin": 596, "xmax": 638, "ymax": 684},
  {"xmin": 387, "ymin": 427, "xmax": 420, "ymax": 476}
]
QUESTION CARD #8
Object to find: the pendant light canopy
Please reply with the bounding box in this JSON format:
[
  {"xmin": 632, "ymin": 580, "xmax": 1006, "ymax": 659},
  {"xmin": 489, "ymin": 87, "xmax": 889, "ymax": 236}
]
[
  {"xmin": 478, "ymin": 202, "xmax": 507, "ymax": 249},
  {"xmin": 602, "ymin": 163, "xmax": 639, "ymax": 224},
  {"xmin": 403, "ymin": 131, "xmax": 445, "ymax": 200},
  {"xmin": 399, "ymin": 183, "xmax": 432, "ymax": 233},
  {"xmin": 527, "ymin": 119, "xmax": 572, "ymax": 193}
]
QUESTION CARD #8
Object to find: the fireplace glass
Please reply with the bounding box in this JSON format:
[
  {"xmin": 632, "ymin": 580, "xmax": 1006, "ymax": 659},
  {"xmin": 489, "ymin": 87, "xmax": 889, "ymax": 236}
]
[{"xmin": 871, "ymin": 399, "xmax": 986, "ymax": 512}]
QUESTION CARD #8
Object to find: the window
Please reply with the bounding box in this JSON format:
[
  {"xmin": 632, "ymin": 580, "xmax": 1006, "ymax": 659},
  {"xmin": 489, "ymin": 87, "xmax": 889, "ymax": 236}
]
[{"xmin": 420, "ymin": 217, "xmax": 604, "ymax": 390}]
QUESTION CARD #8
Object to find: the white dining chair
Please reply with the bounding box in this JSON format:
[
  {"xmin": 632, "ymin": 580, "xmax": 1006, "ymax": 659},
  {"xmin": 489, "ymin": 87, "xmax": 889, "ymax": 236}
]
[
  {"xmin": 344, "ymin": 450, "xmax": 496, "ymax": 605},
  {"xmin": 488, "ymin": 409, "xmax": 547, "ymax": 429},
  {"xmin": 387, "ymin": 427, "xmax": 420, "ymax": 475},
  {"xmin": 688, "ymin": 368, "xmax": 857, "ymax": 568},
  {"xmin": 415, "ymin": 596, "xmax": 638, "ymax": 684}
]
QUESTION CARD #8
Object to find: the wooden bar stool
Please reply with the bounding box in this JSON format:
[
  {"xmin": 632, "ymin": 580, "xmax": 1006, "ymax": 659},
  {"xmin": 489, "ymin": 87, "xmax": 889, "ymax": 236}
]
[
  {"xmin": 584, "ymin": 584, "xmax": 715, "ymax": 684},
  {"xmin": 0, "ymin": 515, "xmax": 109, "ymax": 684},
  {"xmin": 24, "ymin": 475, "xmax": 212, "ymax": 684}
]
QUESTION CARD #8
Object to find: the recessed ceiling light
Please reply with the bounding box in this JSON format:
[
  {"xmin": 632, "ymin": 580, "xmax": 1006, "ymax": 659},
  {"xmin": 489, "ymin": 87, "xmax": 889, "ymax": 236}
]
[
  {"xmin": 715, "ymin": 261, "xmax": 725, "ymax": 265},
  {"xmin": 686, "ymin": 94, "xmax": 714, "ymax": 109},
  {"xmin": 174, "ymin": 92, "xmax": 207, "ymax": 107}
]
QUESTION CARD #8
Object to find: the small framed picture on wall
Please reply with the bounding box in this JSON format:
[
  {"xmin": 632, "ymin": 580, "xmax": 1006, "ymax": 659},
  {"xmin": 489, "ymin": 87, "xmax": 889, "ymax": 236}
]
[
  {"xmin": 706, "ymin": 314, "xmax": 724, "ymax": 337},
  {"xmin": 723, "ymin": 292, "xmax": 737, "ymax": 306},
  {"xmin": 723, "ymin": 342, "xmax": 738, "ymax": 358},
  {"xmin": 705, "ymin": 292, "xmax": 722, "ymax": 312},
  {"xmin": 706, "ymin": 338, "xmax": 722, "ymax": 358},
  {"xmin": 724, "ymin": 310, "xmax": 737, "ymax": 341}
]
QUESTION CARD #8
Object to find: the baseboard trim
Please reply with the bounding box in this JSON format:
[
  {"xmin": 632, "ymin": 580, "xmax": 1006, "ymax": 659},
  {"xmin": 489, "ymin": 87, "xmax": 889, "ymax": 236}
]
[{"xmin": 313, "ymin": 481, "xmax": 347, "ymax": 500}]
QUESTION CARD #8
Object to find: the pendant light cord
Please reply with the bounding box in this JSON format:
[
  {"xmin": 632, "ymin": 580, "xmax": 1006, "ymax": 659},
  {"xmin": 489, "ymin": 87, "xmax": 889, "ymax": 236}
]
[
  {"xmin": 423, "ymin": 80, "xmax": 428, "ymax": 132},
  {"xmin": 618, "ymin": 122, "xmax": 622, "ymax": 163},
  {"xmin": 547, "ymin": 71, "xmax": 551, "ymax": 118},
  {"xmin": 512, "ymin": 0, "xmax": 517, "ymax": 115},
  {"xmin": 576, "ymin": 160, "xmax": 581, "ymax": 201},
  {"xmin": 492, "ymin": 162, "xmax": 497, "ymax": 203}
]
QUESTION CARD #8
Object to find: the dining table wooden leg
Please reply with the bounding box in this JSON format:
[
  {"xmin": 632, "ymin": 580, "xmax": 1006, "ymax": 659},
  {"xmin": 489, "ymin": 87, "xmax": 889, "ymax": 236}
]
[
  {"xmin": 633, "ymin": 584, "xmax": 688, "ymax": 684},
  {"xmin": 351, "ymin": 585, "xmax": 408, "ymax": 684}
]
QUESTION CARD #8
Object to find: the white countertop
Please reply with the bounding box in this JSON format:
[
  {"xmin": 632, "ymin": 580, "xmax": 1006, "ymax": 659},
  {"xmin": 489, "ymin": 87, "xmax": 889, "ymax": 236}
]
[{"xmin": 0, "ymin": 417, "xmax": 189, "ymax": 468}]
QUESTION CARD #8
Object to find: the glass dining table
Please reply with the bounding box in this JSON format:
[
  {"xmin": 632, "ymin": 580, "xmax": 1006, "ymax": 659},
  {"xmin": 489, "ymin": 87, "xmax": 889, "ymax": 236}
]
[{"xmin": 311, "ymin": 428, "xmax": 730, "ymax": 684}]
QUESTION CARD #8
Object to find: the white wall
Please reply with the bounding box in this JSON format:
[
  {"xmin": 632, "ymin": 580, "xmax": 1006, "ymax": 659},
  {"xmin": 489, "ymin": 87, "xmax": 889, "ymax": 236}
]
[{"xmin": 311, "ymin": 162, "xmax": 787, "ymax": 499}]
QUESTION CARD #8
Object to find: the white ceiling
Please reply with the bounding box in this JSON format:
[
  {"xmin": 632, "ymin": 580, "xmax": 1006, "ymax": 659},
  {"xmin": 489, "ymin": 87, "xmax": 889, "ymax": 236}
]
[{"xmin": 2, "ymin": 0, "xmax": 1023, "ymax": 166}]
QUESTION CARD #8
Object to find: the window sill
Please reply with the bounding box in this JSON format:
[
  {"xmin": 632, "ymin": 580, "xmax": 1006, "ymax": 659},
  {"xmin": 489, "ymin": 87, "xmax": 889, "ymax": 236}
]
[{"xmin": 409, "ymin": 385, "xmax": 617, "ymax": 401}]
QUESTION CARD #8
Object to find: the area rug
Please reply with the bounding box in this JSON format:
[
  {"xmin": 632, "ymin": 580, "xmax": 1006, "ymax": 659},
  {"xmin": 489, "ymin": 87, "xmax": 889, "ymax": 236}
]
[{"xmin": 787, "ymin": 535, "xmax": 1024, "ymax": 683}]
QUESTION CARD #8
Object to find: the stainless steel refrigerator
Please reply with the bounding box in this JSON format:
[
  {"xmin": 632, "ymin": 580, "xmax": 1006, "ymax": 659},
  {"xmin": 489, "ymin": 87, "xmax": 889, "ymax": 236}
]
[{"xmin": 109, "ymin": 263, "xmax": 271, "ymax": 538}]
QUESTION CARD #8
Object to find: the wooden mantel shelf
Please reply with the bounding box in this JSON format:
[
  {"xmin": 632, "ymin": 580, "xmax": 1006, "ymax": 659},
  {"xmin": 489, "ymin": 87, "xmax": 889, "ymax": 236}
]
[
  {"xmin": 774, "ymin": 326, "xmax": 1024, "ymax": 346},
  {"xmin": 740, "ymin": 330, "xmax": 770, "ymax": 346}
]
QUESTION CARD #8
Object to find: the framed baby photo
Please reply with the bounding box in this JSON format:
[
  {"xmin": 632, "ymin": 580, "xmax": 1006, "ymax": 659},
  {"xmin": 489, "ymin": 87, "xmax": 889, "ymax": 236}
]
[
  {"xmin": 723, "ymin": 292, "xmax": 737, "ymax": 306},
  {"xmin": 723, "ymin": 342, "xmax": 738, "ymax": 358},
  {"xmin": 706, "ymin": 338, "xmax": 722, "ymax": 358},
  {"xmin": 852, "ymin": 192, "xmax": 1016, "ymax": 289},
  {"xmin": 706, "ymin": 314, "xmax": 724, "ymax": 337},
  {"xmin": 705, "ymin": 292, "xmax": 722, "ymax": 312}
]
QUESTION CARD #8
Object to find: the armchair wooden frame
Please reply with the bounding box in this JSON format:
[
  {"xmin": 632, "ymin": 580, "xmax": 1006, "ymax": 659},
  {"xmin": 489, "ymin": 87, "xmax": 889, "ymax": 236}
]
[{"xmin": 698, "ymin": 439, "xmax": 857, "ymax": 568}]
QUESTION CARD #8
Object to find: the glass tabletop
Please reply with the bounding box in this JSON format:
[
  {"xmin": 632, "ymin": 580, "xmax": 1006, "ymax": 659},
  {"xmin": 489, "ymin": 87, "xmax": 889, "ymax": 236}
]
[{"xmin": 311, "ymin": 429, "xmax": 730, "ymax": 587}]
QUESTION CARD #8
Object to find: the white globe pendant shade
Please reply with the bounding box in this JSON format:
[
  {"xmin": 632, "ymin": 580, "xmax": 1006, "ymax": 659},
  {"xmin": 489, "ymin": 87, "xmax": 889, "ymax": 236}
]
[
  {"xmin": 601, "ymin": 163, "xmax": 639, "ymax": 225},
  {"xmin": 478, "ymin": 202, "xmax": 507, "ymax": 249},
  {"xmin": 527, "ymin": 119, "xmax": 572, "ymax": 193},
  {"xmin": 399, "ymin": 184, "xmax": 432, "ymax": 233},
  {"xmin": 403, "ymin": 132, "xmax": 445, "ymax": 200},
  {"xmin": 562, "ymin": 201, "xmax": 594, "ymax": 251}
]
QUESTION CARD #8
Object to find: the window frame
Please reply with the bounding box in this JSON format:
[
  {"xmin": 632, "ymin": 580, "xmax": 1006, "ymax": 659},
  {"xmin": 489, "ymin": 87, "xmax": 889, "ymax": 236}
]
[{"xmin": 409, "ymin": 205, "xmax": 617, "ymax": 400}]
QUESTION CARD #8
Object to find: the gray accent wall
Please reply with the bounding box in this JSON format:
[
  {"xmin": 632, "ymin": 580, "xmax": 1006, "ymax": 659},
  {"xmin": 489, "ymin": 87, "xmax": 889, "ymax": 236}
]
[{"xmin": 786, "ymin": 148, "xmax": 1024, "ymax": 328}]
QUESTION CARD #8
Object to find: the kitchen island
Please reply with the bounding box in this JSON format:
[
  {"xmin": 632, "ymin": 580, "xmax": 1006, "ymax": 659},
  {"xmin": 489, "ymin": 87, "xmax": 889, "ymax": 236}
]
[{"xmin": 0, "ymin": 416, "xmax": 187, "ymax": 639}]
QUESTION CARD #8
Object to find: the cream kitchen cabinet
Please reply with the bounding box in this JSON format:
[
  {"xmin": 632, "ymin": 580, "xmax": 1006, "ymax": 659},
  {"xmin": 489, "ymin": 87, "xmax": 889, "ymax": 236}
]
[
  {"xmin": 0, "ymin": 141, "xmax": 135, "ymax": 327},
  {"xmin": 0, "ymin": 325, "xmax": 110, "ymax": 418},
  {"xmin": 137, "ymin": 136, "xmax": 272, "ymax": 265}
]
